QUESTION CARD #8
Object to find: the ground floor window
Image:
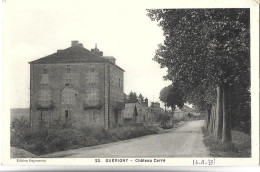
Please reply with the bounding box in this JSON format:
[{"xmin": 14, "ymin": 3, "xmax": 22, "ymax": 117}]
[
  {"xmin": 39, "ymin": 110, "xmax": 52, "ymax": 125},
  {"xmin": 86, "ymin": 110, "xmax": 100, "ymax": 125}
]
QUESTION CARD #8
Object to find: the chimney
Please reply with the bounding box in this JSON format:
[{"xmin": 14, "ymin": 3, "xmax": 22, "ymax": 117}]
[
  {"xmin": 71, "ymin": 40, "xmax": 79, "ymax": 47},
  {"xmin": 138, "ymin": 97, "xmax": 142, "ymax": 104},
  {"xmin": 144, "ymin": 98, "xmax": 148, "ymax": 106},
  {"xmin": 103, "ymin": 56, "xmax": 116, "ymax": 64},
  {"xmin": 78, "ymin": 43, "xmax": 84, "ymax": 48},
  {"xmin": 91, "ymin": 44, "xmax": 103, "ymax": 57}
]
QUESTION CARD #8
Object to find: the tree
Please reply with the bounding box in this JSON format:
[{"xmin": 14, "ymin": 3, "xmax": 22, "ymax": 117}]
[
  {"xmin": 159, "ymin": 86, "xmax": 169, "ymax": 103},
  {"xmin": 166, "ymin": 84, "xmax": 185, "ymax": 111},
  {"xmin": 156, "ymin": 113, "xmax": 171, "ymax": 128},
  {"xmin": 147, "ymin": 9, "xmax": 250, "ymax": 143},
  {"xmin": 159, "ymin": 86, "xmax": 170, "ymax": 114},
  {"xmin": 134, "ymin": 105, "xmax": 138, "ymax": 122},
  {"xmin": 159, "ymin": 84, "xmax": 184, "ymax": 112},
  {"xmin": 123, "ymin": 93, "xmax": 128, "ymax": 103},
  {"xmin": 128, "ymin": 91, "xmax": 138, "ymax": 103}
]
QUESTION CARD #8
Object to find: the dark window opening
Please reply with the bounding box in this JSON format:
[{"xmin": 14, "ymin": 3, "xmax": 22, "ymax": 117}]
[{"xmin": 65, "ymin": 110, "xmax": 69, "ymax": 119}]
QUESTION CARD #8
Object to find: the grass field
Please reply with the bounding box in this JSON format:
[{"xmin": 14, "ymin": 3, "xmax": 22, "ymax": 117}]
[
  {"xmin": 10, "ymin": 108, "xmax": 30, "ymax": 122},
  {"xmin": 202, "ymin": 126, "xmax": 251, "ymax": 157}
]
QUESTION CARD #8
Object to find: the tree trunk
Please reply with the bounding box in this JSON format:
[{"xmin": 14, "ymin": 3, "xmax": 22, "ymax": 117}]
[
  {"xmin": 165, "ymin": 102, "xmax": 166, "ymax": 115},
  {"xmin": 209, "ymin": 109, "xmax": 212, "ymax": 133},
  {"xmin": 222, "ymin": 85, "xmax": 232, "ymax": 142},
  {"xmin": 206, "ymin": 105, "xmax": 212, "ymax": 129},
  {"xmin": 208, "ymin": 105, "xmax": 215, "ymax": 134},
  {"xmin": 205, "ymin": 110, "xmax": 209, "ymax": 129},
  {"xmin": 215, "ymin": 86, "xmax": 223, "ymax": 139}
]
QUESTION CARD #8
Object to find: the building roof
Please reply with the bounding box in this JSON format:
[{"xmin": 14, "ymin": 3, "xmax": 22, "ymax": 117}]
[{"xmin": 29, "ymin": 42, "xmax": 124, "ymax": 71}]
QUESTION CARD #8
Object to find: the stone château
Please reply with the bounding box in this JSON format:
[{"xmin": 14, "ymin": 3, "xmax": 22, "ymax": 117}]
[{"xmin": 29, "ymin": 41, "xmax": 124, "ymax": 129}]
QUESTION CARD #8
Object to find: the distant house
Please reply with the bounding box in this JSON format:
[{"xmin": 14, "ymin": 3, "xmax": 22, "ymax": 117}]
[
  {"xmin": 173, "ymin": 105, "xmax": 198, "ymax": 119},
  {"xmin": 29, "ymin": 41, "xmax": 125, "ymax": 129},
  {"xmin": 123, "ymin": 100, "xmax": 164, "ymax": 125},
  {"xmin": 123, "ymin": 104, "xmax": 149, "ymax": 125},
  {"xmin": 123, "ymin": 98, "xmax": 152, "ymax": 125},
  {"xmin": 150, "ymin": 102, "xmax": 164, "ymax": 114}
]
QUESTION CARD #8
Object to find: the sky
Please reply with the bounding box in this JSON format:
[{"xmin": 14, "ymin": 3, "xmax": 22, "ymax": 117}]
[
  {"xmin": 4, "ymin": 0, "xmax": 257, "ymax": 110},
  {"xmin": 3, "ymin": 0, "xmax": 172, "ymax": 108}
]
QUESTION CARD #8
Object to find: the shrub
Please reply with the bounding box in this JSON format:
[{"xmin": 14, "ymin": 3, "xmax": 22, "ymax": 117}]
[
  {"xmin": 201, "ymin": 126, "xmax": 250, "ymax": 157},
  {"xmin": 11, "ymin": 118, "xmax": 159, "ymax": 156}
]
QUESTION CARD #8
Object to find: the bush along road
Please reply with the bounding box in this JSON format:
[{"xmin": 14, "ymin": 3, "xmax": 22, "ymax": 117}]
[{"xmin": 40, "ymin": 120, "xmax": 209, "ymax": 158}]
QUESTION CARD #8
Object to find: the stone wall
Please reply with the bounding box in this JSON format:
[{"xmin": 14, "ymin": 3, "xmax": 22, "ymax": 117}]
[
  {"xmin": 30, "ymin": 62, "xmax": 106, "ymax": 128},
  {"xmin": 30, "ymin": 62, "xmax": 124, "ymax": 129},
  {"xmin": 104, "ymin": 64, "xmax": 124, "ymax": 129}
]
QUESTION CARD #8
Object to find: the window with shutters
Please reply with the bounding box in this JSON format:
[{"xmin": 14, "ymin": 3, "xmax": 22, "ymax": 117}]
[
  {"xmin": 41, "ymin": 74, "xmax": 49, "ymax": 85},
  {"xmin": 66, "ymin": 65, "xmax": 71, "ymax": 73},
  {"xmin": 65, "ymin": 73, "xmax": 72, "ymax": 85},
  {"xmin": 86, "ymin": 72, "xmax": 98, "ymax": 86},
  {"xmin": 85, "ymin": 88, "xmax": 99, "ymax": 105},
  {"xmin": 87, "ymin": 110, "xmax": 99, "ymax": 124},
  {"xmin": 39, "ymin": 90, "xmax": 51, "ymax": 101},
  {"xmin": 91, "ymin": 66, "xmax": 94, "ymax": 72},
  {"xmin": 40, "ymin": 110, "xmax": 51, "ymax": 125},
  {"xmin": 43, "ymin": 67, "xmax": 47, "ymax": 74},
  {"xmin": 62, "ymin": 88, "xmax": 77, "ymax": 105}
]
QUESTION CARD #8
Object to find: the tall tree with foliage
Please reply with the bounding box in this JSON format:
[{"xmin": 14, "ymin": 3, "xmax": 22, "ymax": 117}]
[
  {"xmin": 128, "ymin": 91, "xmax": 138, "ymax": 103},
  {"xmin": 123, "ymin": 93, "xmax": 128, "ymax": 103},
  {"xmin": 159, "ymin": 86, "xmax": 169, "ymax": 114},
  {"xmin": 159, "ymin": 86, "xmax": 169, "ymax": 112},
  {"xmin": 147, "ymin": 9, "xmax": 250, "ymax": 143},
  {"xmin": 159, "ymin": 84, "xmax": 184, "ymax": 112}
]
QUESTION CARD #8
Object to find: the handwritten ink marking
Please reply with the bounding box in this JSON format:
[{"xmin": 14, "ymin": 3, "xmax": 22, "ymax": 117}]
[{"xmin": 193, "ymin": 159, "xmax": 215, "ymax": 166}]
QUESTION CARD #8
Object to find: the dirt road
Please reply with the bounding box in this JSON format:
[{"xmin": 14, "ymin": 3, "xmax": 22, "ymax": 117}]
[{"xmin": 42, "ymin": 120, "xmax": 210, "ymax": 158}]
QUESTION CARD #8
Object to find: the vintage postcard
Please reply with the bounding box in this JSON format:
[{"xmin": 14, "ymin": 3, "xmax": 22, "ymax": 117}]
[{"xmin": 1, "ymin": 0, "xmax": 259, "ymax": 167}]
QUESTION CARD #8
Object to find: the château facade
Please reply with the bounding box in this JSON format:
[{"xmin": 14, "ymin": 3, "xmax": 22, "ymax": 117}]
[{"xmin": 29, "ymin": 41, "xmax": 124, "ymax": 129}]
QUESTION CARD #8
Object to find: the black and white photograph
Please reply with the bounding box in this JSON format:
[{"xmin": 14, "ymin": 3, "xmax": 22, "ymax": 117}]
[{"xmin": 1, "ymin": 0, "xmax": 259, "ymax": 167}]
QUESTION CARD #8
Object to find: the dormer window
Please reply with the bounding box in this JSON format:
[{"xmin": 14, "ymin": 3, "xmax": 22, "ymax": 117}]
[{"xmin": 86, "ymin": 71, "xmax": 98, "ymax": 86}]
